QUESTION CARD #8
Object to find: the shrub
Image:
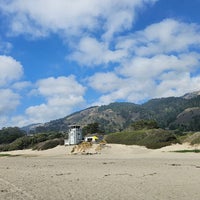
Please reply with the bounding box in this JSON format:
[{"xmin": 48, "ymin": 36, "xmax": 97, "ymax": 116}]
[
  {"xmin": 183, "ymin": 132, "xmax": 200, "ymax": 145},
  {"xmin": 0, "ymin": 136, "xmax": 33, "ymax": 151},
  {"xmin": 0, "ymin": 127, "xmax": 25, "ymax": 144},
  {"xmin": 131, "ymin": 120, "xmax": 159, "ymax": 130},
  {"xmin": 33, "ymin": 139, "xmax": 64, "ymax": 150},
  {"xmin": 34, "ymin": 133, "xmax": 48, "ymax": 143},
  {"xmin": 47, "ymin": 132, "xmax": 64, "ymax": 140},
  {"xmin": 173, "ymin": 149, "xmax": 200, "ymax": 153},
  {"xmin": 7, "ymin": 136, "xmax": 33, "ymax": 151},
  {"xmin": 138, "ymin": 129, "xmax": 179, "ymax": 149},
  {"xmin": 0, "ymin": 132, "xmax": 65, "ymax": 152},
  {"xmin": 105, "ymin": 129, "xmax": 179, "ymax": 149},
  {"xmin": 0, "ymin": 144, "xmax": 10, "ymax": 151}
]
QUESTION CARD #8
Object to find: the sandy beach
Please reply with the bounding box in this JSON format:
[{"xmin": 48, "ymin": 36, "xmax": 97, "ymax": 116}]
[{"xmin": 1, "ymin": 144, "xmax": 200, "ymax": 200}]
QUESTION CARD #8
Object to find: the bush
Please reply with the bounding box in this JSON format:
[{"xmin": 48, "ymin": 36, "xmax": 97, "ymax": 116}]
[
  {"xmin": 0, "ymin": 144, "xmax": 10, "ymax": 151},
  {"xmin": 105, "ymin": 130, "xmax": 145, "ymax": 145},
  {"xmin": 105, "ymin": 129, "xmax": 179, "ymax": 149},
  {"xmin": 33, "ymin": 139, "xmax": 64, "ymax": 150},
  {"xmin": 7, "ymin": 136, "xmax": 33, "ymax": 151},
  {"xmin": 183, "ymin": 132, "xmax": 200, "ymax": 145},
  {"xmin": 0, "ymin": 131, "xmax": 65, "ymax": 152},
  {"xmin": 131, "ymin": 120, "xmax": 159, "ymax": 130},
  {"xmin": 138, "ymin": 129, "xmax": 179, "ymax": 149},
  {"xmin": 33, "ymin": 133, "xmax": 48, "ymax": 143},
  {"xmin": 0, "ymin": 127, "xmax": 25, "ymax": 144},
  {"xmin": 47, "ymin": 132, "xmax": 64, "ymax": 140}
]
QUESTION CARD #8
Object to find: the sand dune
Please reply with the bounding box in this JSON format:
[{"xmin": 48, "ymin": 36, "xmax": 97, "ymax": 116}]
[{"xmin": 1, "ymin": 143, "xmax": 200, "ymax": 200}]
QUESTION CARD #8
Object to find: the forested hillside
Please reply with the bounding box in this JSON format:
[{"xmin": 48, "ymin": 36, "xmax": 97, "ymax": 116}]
[{"xmin": 22, "ymin": 91, "xmax": 200, "ymax": 134}]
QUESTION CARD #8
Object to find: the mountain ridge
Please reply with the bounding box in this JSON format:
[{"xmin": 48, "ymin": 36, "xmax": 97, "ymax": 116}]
[{"xmin": 22, "ymin": 91, "xmax": 200, "ymax": 133}]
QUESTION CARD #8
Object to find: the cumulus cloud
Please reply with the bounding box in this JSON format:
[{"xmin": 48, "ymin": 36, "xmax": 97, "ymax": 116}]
[
  {"xmin": 70, "ymin": 37, "xmax": 126, "ymax": 66},
  {"xmin": 88, "ymin": 73, "xmax": 155, "ymax": 105},
  {"xmin": 0, "ymin": 0, "xmax": 157, "ymax": 39},
  {"xmin": 88, "ymin": 72, "xmax": 123, "ymax": 93},
  {"xmin": 70, "ymin": 18, "xmax": 200, "ymax": 68},
  {"xmin": 24, "ymin": 76, "xmax": 86, "ymax": 124},
  {"xmin": 0, "ymin": 0, "xmax": 158, "ymax": 68},
  {"xmin": 0, "ymin": 56, "xmax": 87, "ymax": 127},
  {"xmin": 87, "ymin": 19, "xmax": 200, "ymax": 104},
  {"xmin": 0, "ymin": 89, "xmax": 20, "ymax": 115},
  {"xmin": 154, "ymin": 72, "xmax": 200, "ymax": 98},
  {"xmin": 0, "ymin": 55, "xmax": 23, "ymax": 87},
  {"xmin": 118, "ymin": 53, "xmax": 200, "ymax": 79},
  {"xmin": 117, "ymin": 19, "xmax": 200, "ymax": 57},
  {"xmin": 88, "ymin": 70, "xmax": 200, "ymax": 105},
  {"xmin": 12, "ymin": 81, "xmax": 32, "ymax": 91},
  {"xmin": 1, "ymin": 0, "xmax": 200, "ymax": 127},
  {"xmin": 0, "ymin": 55, "xmax": 24, "ymax": 127},
  {"xmin": 36, "ymin": 76, "xmax": 84, "ymax": 97}
]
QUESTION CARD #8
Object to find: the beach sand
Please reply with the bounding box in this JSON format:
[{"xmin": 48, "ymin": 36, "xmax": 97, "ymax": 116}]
[{"xmin": 0, "ymin": 143, "xmax": 200, "ymax": 200}]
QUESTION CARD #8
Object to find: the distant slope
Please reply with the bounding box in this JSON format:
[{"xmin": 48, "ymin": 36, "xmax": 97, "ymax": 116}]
[
  {"xmin": 143, "ymin": 95, "xmax": 200, "ymax": 129},
  {"xmin": 22, "ymin": 91, "xmax": 200, "ymax": 133},
  {"xmin": 169, "ymin": 107, "xmax": 200, "ymax": 131},
  {"xmin": 182, "ymin": 91, "xmax": 200, "ymax": 99},
  {"xmin": 23, "ymin": 103, "xmax": 149, "ymax": 133},
  {"xmin": 50, "ymin": 103, "xmax": 147, "ymax": 133},
  {"xmin": 142, "ymin": 97, "xmax": 188, "ymax": 128}
]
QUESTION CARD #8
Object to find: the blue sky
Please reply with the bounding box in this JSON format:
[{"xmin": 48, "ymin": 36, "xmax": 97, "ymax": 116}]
[{"xmin": 1, "ymin": 0, "xmax": 200, "ymax": 128}]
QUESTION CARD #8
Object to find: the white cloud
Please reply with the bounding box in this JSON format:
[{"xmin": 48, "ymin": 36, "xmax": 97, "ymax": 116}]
[
  {"xmin": 154, "ymin": 72, "xmax": 200, "ymax": 98},
  {"xmin": 0, "ymin": 55, "xmax": 23, "ymax": 87},
  {"xmin": 88, "ymin": 69, "xmax": 200, "ymax": 105},
  {"xmin": 88, "ymin": 72, "xmax": 123, "ymax": 93},
  {"xmin": 36, "ymin": 76, "xmax": 85, "ymax": 97},
  {"xmin": 0, "ymin": 55, "xmax": 23, "ymax": 127},
  {"xmin": 70, "ymin": 19, "xmax": 200, "ymax": 68},
  {"xmin": 12, "ymin": 81, "xmax": 32, "ymax": 91},
  {"xmin": 88, "ymin": 52, "xmax": 200, "ymax": 104},
  {"xmin": 86, "ymin": 19, "xmax": 200, "ymax": 105},
  {"xmin": 118, "ymin": 53, "xmax": 200, "ymax": 79},
  {"xmin": 140, "ymin": 19, "xmax": 200, "ymax": 54},
  {"xmin": 0, "ymin": 0, "xmax": 158, "ymax": 68},
  {"xmin": 117, "ymin": 19, "xmax": 200, "ymax": 57},
  {"xmin": 0, "ymin": 40, "xmax": 12, "ymax": 54},
  {"xmin": 0, "ymin": 0, "xmax": 157, "ymax": 39},
  {"xmin": 0, "ymin": 59, "xmax": 87, "ymax": 127},
  {"xmin": 88, "ymin": 72, "xmax": 155, "ymax": 105},
  {"xmin": 23, "ymin": 76, "xmax": 86, "ymax": 124},
  {"xmin": 2, "ymin": 0, "xmax": 200, "ymax": 128},
  {"xmin": 0, "ymin": 89, "xmax": 20, "ymax": 115},
  {"xmin": 70, "ymin": 37, "xmax": 126, "ymax": 66}
]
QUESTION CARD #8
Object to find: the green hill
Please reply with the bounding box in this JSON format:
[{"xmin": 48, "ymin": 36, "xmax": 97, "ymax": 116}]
[{"xmin": 22, "ymin": 91, "xmax": 200, "ymax": 134}]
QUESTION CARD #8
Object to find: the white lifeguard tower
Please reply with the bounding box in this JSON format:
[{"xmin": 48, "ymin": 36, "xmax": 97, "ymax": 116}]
[{"xmin": 64, "ymin": 125, "xmax": 82, "ymax": 145}]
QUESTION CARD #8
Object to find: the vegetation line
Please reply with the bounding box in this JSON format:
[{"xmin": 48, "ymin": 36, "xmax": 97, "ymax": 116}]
[
  {"xmin": 0, "ymin": 154, "xmax": 20, "ymax": 157},
  {"xmin": 173, "ymin": 149, "xmax": 200, "ymax": 153}
]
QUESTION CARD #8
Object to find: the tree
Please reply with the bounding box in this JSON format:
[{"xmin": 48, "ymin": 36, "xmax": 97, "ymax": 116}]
[
  {"xmin": 131, "ymin": 120, "xmax": 159, "ymax": 130},
  {"xmin": 82, "ymin": 123, "xmax": 101, "ymax": 136},
  {"xmin": 0, "ymin": 127, "xmax": 25, "ymax": 144}
]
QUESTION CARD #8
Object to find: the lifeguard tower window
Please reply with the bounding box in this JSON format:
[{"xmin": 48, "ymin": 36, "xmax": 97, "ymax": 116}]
[{"xmin": 87, "ymin": 138, "xmax": 93, "ymax": 142}]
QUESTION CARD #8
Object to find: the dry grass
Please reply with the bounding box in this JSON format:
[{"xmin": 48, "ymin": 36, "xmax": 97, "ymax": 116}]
[
  {"xmin": 70, "ymin": 141, "xmax": 107, "ymax": 154},
  {"xmin": 95, "ymin": 140, "xmax": 107, "ymax": 152},
  {"xmin": 182, "ymin": 132, "xmax": 200, "ymax": 145},
  {"xmin": 71, "ymin": 142, "xmax": 93, "ymax": 154}
]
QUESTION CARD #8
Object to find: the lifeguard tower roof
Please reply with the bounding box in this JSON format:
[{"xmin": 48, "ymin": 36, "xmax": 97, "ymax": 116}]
[{"xmin": 69, "ymin": 125, "xmax": 81, "ymax": 129}]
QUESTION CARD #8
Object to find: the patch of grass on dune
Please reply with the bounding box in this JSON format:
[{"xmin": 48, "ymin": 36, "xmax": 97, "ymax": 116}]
[
  {"xmin": 0, "ymin": 154, "xmax": 20, "ymax": 157},
  {"xmin": 105, "ymin": 129, "xmax": 179, "ymax": 149},
  {"xmin": 173, "ymin": 149, "xmax": 200, "ymax": 153}
]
